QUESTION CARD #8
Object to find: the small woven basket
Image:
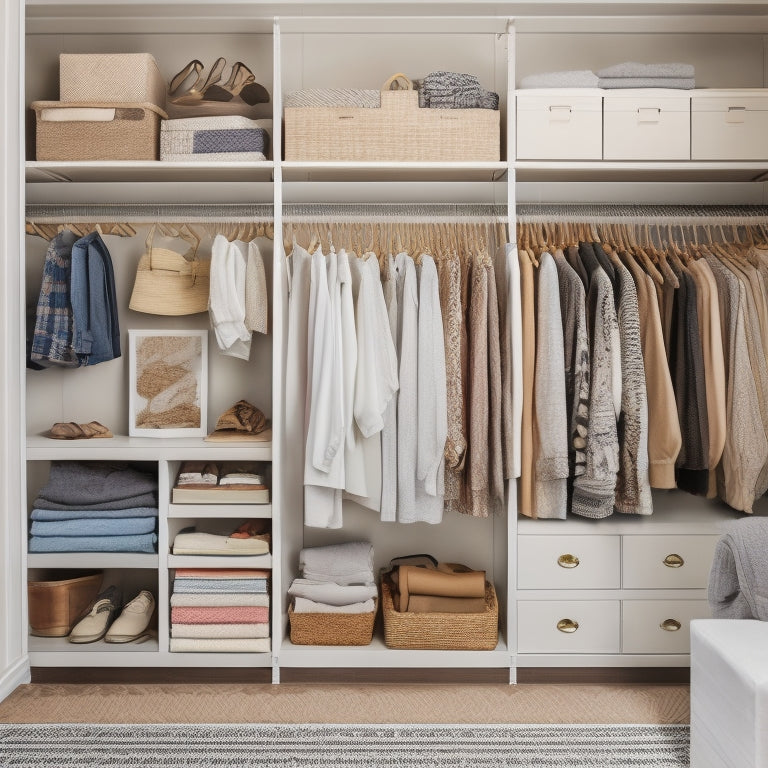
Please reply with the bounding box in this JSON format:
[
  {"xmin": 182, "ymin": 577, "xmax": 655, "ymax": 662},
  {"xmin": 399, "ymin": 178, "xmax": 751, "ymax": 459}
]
[
  {"xmin": 28, "ymin": 572, "xmax": 103, "ymax": 637},
  {"xmin": 32, "ymin": 101, "xmax": 167, "ymax": 161},
  {"xmin": 289, "ymin": 599, "xmax": 377, "ymax": 646},
  {"xmin": 381, "ymin": 577, "xmax": 498, "ymax": 650}
]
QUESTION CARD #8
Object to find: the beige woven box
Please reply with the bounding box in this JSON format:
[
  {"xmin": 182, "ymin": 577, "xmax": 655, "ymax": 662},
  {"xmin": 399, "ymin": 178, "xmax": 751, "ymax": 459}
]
[
  {"xmin": 32, "ymin": 101, "xmax": 167, "ymax": 161},
  {"xmin": 288, "ymin": 599, "xmax": 377, "ymax": 646},
  {"xmin": 284, "ymin": 86, "xmax": 500, "ymax": 162},
  {"xmin": 381, "ymin": 577, "xmax": 498, "ymax": 650},
  {"xmin": 60, "ymin": 53, "xmax": 167, "ymax": 110}
]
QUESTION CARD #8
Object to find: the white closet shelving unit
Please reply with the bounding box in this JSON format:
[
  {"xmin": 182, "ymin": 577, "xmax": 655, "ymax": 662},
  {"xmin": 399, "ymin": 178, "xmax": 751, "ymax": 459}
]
[{"xmin": 1, "ymin": 0, "xmax": 766, "ymax": 692}]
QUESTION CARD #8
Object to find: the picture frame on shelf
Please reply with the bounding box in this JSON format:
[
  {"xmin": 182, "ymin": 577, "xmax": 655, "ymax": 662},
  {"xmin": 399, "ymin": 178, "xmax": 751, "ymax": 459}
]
[{"xmin": 128, "ymin": 329, "xmax": 208, "ymax": 438}]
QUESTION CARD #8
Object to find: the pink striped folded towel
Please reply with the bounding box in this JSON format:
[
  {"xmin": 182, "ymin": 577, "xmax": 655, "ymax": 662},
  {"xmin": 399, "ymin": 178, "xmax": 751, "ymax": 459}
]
[{"xmin": 171, "ymin": 605, "xmax": 269, "ymax": 624}]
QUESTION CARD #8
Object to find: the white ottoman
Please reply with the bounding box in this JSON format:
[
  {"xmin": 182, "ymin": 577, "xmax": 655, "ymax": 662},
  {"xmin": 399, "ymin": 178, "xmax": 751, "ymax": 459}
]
[{"xmin": 690, "ymin": 619, "xmax": 768, "ymax": 767}]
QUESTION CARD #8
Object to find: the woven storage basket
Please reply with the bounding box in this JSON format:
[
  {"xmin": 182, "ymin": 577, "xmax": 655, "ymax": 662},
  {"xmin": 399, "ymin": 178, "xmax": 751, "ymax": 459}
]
[
  {"xmin": 289, "ymin": 599, "xmax": 377, "ymax": 646},
  {"xmin": 381, "ymin": 577, "xmax": 498, "ymax": 650},
  {"xmin": 59, "ymin": 53, "xmax": 167, "ymax": 110},
  {"xmin": 28, "ymin": 572, "xmax": 103, "ymax": 637},
  {"xmin": 32, "ymin": 101, "xmax": 167, "ymax": 161},
  {"xmin": 284, "ymin": 74, "xmax": 500, "ymax": 162}
]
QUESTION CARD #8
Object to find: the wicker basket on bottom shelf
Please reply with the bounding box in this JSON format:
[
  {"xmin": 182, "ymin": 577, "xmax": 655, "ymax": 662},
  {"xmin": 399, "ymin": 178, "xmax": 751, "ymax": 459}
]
[
  {"xmin": 288, "ymin": 599, "xmax": 377, "ymax": 646},
  {"xmin": 381, "ymin": 577, "xmax": 498, "ymax": 650}
]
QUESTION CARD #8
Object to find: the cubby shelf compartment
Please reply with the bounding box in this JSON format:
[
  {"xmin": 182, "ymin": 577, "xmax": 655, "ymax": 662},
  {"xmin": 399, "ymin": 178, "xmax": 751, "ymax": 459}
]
[
  {"xmin": 27, "ymin": 435, "xmax": 273, "ymax": 462},
  {"xmin": 167, "ymin": 554, "xmax": 272, "ymax": 569},
  {"xmin": 167, "ymin": 504, "xmax": 273, "ymax": 519},
  {"xmin": 27, "ymin": 553, "xmax": 159, "ymax": 569}
]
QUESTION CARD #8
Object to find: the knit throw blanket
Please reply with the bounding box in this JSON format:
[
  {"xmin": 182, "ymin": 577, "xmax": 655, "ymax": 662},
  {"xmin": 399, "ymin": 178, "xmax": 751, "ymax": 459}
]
[{"xmin": 171, "ymin": 606, "xmax": 269, "ymax": 624}]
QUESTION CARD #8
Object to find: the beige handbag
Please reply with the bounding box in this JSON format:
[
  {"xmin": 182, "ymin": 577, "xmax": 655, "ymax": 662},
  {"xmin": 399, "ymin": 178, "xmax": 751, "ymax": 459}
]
[{"xmin": 129, "ymin": 225, "xmax": 210, "ymax": 315}]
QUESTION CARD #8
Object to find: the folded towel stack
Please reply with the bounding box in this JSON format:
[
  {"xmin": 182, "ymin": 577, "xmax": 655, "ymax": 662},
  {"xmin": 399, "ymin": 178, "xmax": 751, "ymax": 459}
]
[
  {"xmin": 288, "ymin": 542, "xmax": 377, "ymax": 614},
  {"xmin": 29, "ymin": 461, "xmax": 158, "ymax": 553},
  {"xmin": 160, "ymin": 116, "xmax": 270, "ymax": 162},
  {"xmin": 597, "ymin": 62, "xmax": 695, "ymax": 90},
  {"xmin": 519, "ymin": 70, "xmax": 600, "ymax": 89},
  {"xmin": 418, "ymin": 71, "xmax": 499, "ymax": 110},
  {"xmin": 387, "ymin": 556, "xmax": 488, "ymax": 614},
  {"xmin": 170, "ymin": 568, "xmax": 270, "ymax": 653}
]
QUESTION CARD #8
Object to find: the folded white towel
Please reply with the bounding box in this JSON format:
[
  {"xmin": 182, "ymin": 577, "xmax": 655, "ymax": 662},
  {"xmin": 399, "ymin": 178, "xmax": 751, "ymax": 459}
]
[
  {"xmin": 171, "ymin": 622, "xmax": 269, "ymax": 638},
  {"xmin": 41, "ymin": 108, "xmax": 116, "ymax": 122},
  {"xmin": 170, "ymin": 593, "xmax": 269, "ymax": 607},
  {"xmin": 292, "ymin": 597, "xmax": 375, "ymax": 614},
  {"xmin": 170, "ymin": 637, "xmax": 270, "ymax": 653},
  {"xmin": 172, "ymin": 531, "xmax": 269, "ymax": 556},
  {"xmin": 519, "ymin": 70, "xmax": 599, "ymax": 89},
  {"xmin": 299, "ymin": 541, "xmax": 374, "ymax": 585},
  {"xmin": 288, "ymin": 579, "xmax": 378, "ymax": 606}
]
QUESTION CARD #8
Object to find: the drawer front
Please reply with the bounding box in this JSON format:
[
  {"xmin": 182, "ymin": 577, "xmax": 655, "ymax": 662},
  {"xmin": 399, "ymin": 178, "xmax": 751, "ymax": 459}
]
[
  {"xmin": 622, "ymin": 600, "xmax": 711, "ymax": 654},
  {"xmin": 517, "ymin": 102, "xmax": 602, "ymax": 160},
  {"xmin": 603, "ymin": 111, "xmax": 690, "ymax": 160},
  {"xmin": 518, "ymin": 535, "xmax": 620, "ymax": 589},
  {"xmin": 622, "ymin": 535, "xmax": 719, "ymax": 589},
  {"xmin": 691, "ymin": 110, "xmax": 768, "ymax": 160},
  {"xmin": 518, "ymin": 600, "xmax": 621, "ymax": 654}
]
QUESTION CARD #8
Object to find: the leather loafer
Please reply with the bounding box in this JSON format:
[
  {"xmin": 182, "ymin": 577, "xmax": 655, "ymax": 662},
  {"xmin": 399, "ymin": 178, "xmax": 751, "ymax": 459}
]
[
  {"xmin": 105, "ymin": 590, "xmax": 155, "ymax": 643},
  {"xmin": 68, "ymin": 585, "xmax": 122, "ymax": 644}
]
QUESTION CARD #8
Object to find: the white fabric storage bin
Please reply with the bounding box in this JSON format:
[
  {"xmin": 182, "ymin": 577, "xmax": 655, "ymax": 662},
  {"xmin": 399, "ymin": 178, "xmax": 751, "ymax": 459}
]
[
  {"xmin": 603, "ymin": 89, "xmax": 690, "ymax": 160},
  {"xmin": 516, "ymin": 89, "xmax": 603, "ymax": 160},
  {"xmin": 691, "ymin": 89, "xmax": 768, "ymax": 160}
]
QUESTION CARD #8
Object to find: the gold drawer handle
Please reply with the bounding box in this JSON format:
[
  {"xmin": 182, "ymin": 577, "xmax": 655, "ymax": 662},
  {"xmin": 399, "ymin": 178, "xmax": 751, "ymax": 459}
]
[
  {"xmin": 663, "ymin": 553, "xmax": 684, "ymax": 568},
  {"xmin": 557, "ymin": 618, "xmax": 579, "ymax": 633},
  {"xmin": 557, "ymin": 554, "xmax": 580, "ymax": 569},
  {"xmin": 660, "ymin": 619, "xmax": 682, "ymax": 632}
]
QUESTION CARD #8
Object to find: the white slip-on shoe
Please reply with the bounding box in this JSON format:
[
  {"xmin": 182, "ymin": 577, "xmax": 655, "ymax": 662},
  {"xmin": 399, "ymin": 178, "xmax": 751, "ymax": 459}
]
[
  {"xmin": 68, "ymin": 585, "xmax": 122, "ymax": 644},
  {"xmin": 105, "ymin": 590, "xmax": 155, "ymax": 643}
]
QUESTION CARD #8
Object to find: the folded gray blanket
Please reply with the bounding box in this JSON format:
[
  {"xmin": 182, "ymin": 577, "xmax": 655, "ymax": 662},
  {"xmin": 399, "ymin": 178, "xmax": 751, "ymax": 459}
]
[
  {"xmin": 599, "ymin": 77, "xmax": 695, "ymax": 90},
  {"xmin": 31, "ymin": 506, "xmax": 158, "ymax": 520},
  {"xmin": 37, "ymin": 461, "xmax": 157, "ymax": 506},
  {"xmin": 419, "ymin": 71, "xmax": 499, "ymax": 110},
  {"xmin": 709, "ymin": 518, "xmax": 768, "ymax": 621},
  {"xmin": 33, "ymin": 493, "xmax": 159, "ymax": 511},
  {"xmin": 596, "ymin": 62, "xmax": 695, "ymax": 79},
  {"xmin": 519, "ymin": 70, "xmax": 599, "ymax": 89}
]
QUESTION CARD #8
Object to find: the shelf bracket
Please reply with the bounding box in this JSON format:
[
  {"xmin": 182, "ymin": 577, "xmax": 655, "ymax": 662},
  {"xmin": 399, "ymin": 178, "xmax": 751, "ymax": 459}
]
[{"xmin": 272, "ymin": 655, "xmax": 280, "ymax": 685}]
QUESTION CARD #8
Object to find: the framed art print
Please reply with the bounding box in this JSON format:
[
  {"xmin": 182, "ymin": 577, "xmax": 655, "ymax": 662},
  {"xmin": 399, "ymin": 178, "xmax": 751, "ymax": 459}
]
[{"xmin": 128, "ymin": 329, "xmax": 208, "ymax": 438}]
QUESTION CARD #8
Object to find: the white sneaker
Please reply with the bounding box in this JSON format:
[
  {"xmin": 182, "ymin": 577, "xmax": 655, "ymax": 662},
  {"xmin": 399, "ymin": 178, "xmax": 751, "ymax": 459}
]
[{"xmin": 105, "ymin": 590, "xmax": 155, "ymax": 643}]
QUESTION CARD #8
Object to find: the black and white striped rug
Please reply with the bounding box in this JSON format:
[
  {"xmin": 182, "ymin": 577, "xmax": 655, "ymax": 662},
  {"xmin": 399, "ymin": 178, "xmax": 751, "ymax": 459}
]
[{"xmin": 0, "ymin": 723, "xmax": 690, "ymax": 767}]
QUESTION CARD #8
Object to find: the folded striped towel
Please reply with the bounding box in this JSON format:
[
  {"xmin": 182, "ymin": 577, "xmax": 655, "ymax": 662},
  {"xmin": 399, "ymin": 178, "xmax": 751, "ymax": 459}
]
[
  {"xmin": 30, "ymin": 517, "xmax": 156, "ymax": 537},
  {"xmin": 171, "ymin": 605, "xmax": 269, "ymax": 624},
  {"xmin": 171, "ymin": 578, "xmax": 267, "ymax": 594},
  {"xmin": 171, "ymin": 623, "xmax": 269, "ymax": 639},
  {"xmin": 171, "ymin": 592, "xmax": 269, "ymax": 608},
  {"xmin": 170, "ymin": 637, "xmax": 270, "ymax": 653},
  {"xmin": 175, "ymin": 568, "xmax": 270, "ymax": 579}
]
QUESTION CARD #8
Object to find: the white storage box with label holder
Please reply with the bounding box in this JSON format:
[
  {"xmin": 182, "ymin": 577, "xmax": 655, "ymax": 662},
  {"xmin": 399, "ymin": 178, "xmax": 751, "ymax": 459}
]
[
  {"xmin": 603, "ymin": 89, "xmax": 691, "ymax": 160},
  {"xmin": 516, "ymin": 88, "xmax": 603, "ymax": 160},
  {"xmin": 691, "ymin": 89, "xmax": 768, "ymax": 160}
]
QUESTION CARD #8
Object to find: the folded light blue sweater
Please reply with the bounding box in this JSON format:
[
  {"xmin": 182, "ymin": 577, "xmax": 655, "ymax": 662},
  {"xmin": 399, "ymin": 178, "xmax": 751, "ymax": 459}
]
[
  {"xmin": 31, "ymin": 507, "xmax": 158, "ymax": 521},
  {"xmin": 30, "ymin": 517, "xmax": 156, "ymax": 537},
  {"xmin": 28, "ymin": 533, "xmax": 157, "ymax": 554}
]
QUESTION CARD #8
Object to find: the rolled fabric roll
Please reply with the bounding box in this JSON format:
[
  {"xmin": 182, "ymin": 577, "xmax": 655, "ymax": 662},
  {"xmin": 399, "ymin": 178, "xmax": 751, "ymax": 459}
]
[
  {"xmin": 405, "ymin": 595, "xmax": 487, "ymax": 614},
  {"xmin": 397, "ymin": 564, "xmax": 486, "ymax": 612}
]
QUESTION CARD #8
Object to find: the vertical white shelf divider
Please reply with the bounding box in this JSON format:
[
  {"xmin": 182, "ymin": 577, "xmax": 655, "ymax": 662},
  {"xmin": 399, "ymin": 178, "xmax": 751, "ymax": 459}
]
[{"xmin": 157, "ymin": 460, "xmax": 171, "ymax": 655}]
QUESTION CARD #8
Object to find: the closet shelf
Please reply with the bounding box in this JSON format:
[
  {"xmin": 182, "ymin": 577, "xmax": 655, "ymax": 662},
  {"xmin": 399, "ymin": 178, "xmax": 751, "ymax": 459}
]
[
  {"xmin": 513, "ymin": 161, "xmax": 768, "ymax": 184},
  {"xmin": 279, "ymin": 636, "xmax": 510, "ymax": 668},
  {"xmin": 281, "ymin": 161, "xmax": 509, "ymax": 183},
  {"xmin": 26, "ymin": 435, "xmax": 273, "ymax": 462},
  {"xmin": 167, "ymin": 554, "xmax": 272, "ymax": 569},
  {"xmin": 27, "ymin": 553, "xmax": 159, "ymax": 569},
  {"xmin": 25, "ymin": 161, "xmax": 275, "ymax": 185},
  {"xmin": 28, "ymin": 635, "xmax": 159, "ymax": 656},
  {"xmin": 167, "ymin": 503, "xmax": 273, "ymax": 519}
]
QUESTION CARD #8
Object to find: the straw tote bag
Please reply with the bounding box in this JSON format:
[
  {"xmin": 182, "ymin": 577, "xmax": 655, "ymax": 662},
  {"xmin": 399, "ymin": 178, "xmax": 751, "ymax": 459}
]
[{"xmin": 129, "ymin": 225, "xmax": 210, "ymax": 315}]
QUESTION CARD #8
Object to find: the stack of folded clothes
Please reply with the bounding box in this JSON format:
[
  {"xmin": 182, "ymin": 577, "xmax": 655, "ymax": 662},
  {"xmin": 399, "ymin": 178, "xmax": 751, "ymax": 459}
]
[
  {"xmin": 596, "ymin": 62, "xmax": 695, "ymax": 90},
  {"xmin": 172, "ymin": 519, "xmax": 270, "ymax": 556},
  {"xmin": 287, "ymin": 541, "xmax": 378, "ymax": 615},
  {"xmin": 170, "ymin": 568, "xmax": 270, "ymax": 653},
  {"xmin": 386, "ymin": 554, "xmax": 488, "ymax": 613},
  {"xmin": 417, "ymin": 71, "xmax": 499, "ymax": 110},
  {"xmin": 160, "ymin": 116, "xmax": 271, "ymax": 162},
  {"xmin": 29, "ymin": 461, "xmax": 158, "ymax": 554}
]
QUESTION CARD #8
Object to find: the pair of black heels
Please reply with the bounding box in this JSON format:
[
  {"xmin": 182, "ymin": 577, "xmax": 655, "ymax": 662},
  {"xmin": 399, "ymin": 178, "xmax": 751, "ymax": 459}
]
[{"xmin": 169, "ymin": 57, "xmax": 270, "ymax": 106}]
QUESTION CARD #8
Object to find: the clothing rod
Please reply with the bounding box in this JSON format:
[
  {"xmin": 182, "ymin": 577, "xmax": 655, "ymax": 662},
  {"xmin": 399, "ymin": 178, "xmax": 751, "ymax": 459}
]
[
  {"xmin": 282, "ymin": 203, "xmax": 508, "ymax": 223},
  {"xmin": 25, "ymin": 203, "xmax": 275, "ymax": 223},
  {"xmin": 517, "ymin": 203, "xmax": 768, "ymax": 225}
]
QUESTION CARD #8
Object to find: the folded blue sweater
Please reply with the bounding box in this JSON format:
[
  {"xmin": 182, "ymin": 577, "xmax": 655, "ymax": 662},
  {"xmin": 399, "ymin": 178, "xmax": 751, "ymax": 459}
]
[
  {"xmin": 31, "ymin": 507, "xmax": 158, "ymax": 521},
  {"xmin": 28, "ymin": 533, "xmax": 157, "ymax": 554},
  {"xmin": 30, "ymin": 517, "xmax": 156, "ymax": 537}
]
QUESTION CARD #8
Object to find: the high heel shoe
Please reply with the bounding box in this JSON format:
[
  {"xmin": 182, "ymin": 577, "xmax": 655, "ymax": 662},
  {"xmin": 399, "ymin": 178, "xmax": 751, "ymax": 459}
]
[
  {"xmin": 204, "ymin": 61, "xmax": 270, "ymax": 106},
  {"xmin": 169, "ymin": 59, "xmax": 203, "ymax": 101},
  {"xmin": 170, "ymin": 57, "xmax": 227, "ymax": 105}
]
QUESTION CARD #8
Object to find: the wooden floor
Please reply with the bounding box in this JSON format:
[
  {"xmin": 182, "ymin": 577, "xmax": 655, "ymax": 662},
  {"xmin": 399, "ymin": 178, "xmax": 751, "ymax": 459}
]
[{"xmin": 0, "ymin": 682, "xmax": 690, "ymax": 724}]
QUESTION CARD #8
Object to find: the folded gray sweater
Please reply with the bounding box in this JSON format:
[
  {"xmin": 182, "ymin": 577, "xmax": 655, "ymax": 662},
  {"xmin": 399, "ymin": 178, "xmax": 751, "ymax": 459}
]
[
  {"xmin": 598, "ymin": 77, "xmax": 695, "ymax": 90},
  {"xmin": 709, "ymin": 518, "xmax": 768, "ymax": 621},
  {"xmin": 519, "ymin": 70, "xmax": 599, "ymax": 89},
  {"xmin": 596, "ymin": 62, "xmax": 695, "ymax": 79},
  {"xmin": 37, "ymin": 461, "xmax": 157, "ymax": 506}
]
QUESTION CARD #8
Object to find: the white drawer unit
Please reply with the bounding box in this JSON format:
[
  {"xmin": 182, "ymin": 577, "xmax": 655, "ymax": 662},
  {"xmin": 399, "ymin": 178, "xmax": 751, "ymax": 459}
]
[
  {"xmin": 517, "ymin": 535, "xmax": 620, "ymax": 590},
  {"xmin": 622, "ymin": 534, "xmax": 720, "ymax": 589},
  {"xmin": 603, "ymin": 89, "xmax": 691, "ymax": 160},
  {"xmin": 622, "ymin": 600, "xmax": 712, "ymax": 654},
  {"xmin": 517, "ymin": 600, "xmax": 621, "ymax": 654},
  {"xmin": 516, "ymin": 89, "xmax": 603, "ymax": 160},
  {"xmin": 691, "ymin": 89, "xmax": 768, "ymax": 160}
]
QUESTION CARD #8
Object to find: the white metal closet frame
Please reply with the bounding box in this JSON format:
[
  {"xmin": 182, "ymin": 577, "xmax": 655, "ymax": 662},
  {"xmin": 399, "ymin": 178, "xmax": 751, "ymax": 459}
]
[{"xmin": 2, "ymin": 1, "xmax": 768, "ymax": 697}]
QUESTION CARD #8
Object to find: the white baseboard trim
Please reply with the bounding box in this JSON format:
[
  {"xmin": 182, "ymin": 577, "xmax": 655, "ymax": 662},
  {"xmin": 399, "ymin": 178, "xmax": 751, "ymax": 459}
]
[{"xmin": 0, "ymin": 655, "xmax": 31, "ymax": 703}]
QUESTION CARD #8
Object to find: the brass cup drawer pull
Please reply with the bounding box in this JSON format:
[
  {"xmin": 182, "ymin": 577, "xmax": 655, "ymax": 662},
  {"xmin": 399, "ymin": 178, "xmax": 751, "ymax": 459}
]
[
  {"xmin": 663, "ymin": 553, "xmax": 684, "ymax": 568},
  {"xmin": 660, "ymin": 619, "xmax": 682, "ymax": 632},
  {"xmin": 557, "ymin": 554, "xmax": 580, "ymax": 569},
  {"xmin": 557, "ymin": 618, "xmax": 579, "ymax": 633}
]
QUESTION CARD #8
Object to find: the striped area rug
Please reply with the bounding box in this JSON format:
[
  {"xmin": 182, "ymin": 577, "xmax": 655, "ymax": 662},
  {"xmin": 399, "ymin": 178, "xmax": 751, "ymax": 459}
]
[{"xmin": 0, "ymin": 723, "xmax": 689, "ymax": 767}]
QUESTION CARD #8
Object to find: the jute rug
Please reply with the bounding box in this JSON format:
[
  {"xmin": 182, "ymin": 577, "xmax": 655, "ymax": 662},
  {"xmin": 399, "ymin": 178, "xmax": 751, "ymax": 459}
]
[{"xmin": 0, "ymin": 723, "xmax": 689, "ymax": 767}]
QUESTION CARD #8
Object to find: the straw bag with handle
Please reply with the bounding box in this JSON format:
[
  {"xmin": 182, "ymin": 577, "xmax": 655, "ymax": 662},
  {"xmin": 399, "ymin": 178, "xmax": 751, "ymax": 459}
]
[{"xmin": 129, "ymin": 225, "xmax": 210, "ymax": 315}]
